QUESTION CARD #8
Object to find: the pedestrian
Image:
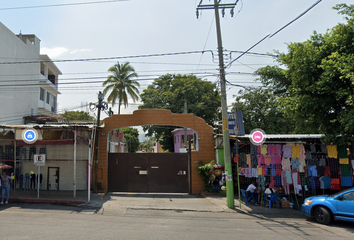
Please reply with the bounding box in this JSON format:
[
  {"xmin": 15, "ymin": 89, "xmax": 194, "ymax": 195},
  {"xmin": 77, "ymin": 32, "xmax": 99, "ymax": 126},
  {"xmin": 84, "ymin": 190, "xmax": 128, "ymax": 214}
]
[
  {"xmin": 246, "ymin": 181, "xmax": 259, "ymax": 205},
  {"xmin": 1, "ymin": 172, "xmax": 12, "ymax": 204}
]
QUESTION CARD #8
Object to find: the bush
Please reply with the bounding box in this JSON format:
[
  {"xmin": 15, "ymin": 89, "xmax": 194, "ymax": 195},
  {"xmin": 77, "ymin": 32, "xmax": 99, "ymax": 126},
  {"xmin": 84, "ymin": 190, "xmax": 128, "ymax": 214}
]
[{"xmin": 196, "ymin": 160, "xmax": 215, "ymax": 192}]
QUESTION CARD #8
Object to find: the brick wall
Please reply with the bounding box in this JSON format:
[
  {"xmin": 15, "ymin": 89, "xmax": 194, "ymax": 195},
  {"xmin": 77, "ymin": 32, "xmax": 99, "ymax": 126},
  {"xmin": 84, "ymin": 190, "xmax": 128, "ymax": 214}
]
[{"xmin": 96, "ymin": 109, "xmax": 215, "ymax": 194}]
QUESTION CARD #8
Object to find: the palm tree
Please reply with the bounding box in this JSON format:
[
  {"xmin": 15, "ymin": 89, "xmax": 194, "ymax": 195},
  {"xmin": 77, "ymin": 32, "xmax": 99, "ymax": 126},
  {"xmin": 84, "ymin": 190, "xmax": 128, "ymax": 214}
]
[{"xmin": 102, "ymin": 61, "xmax": 140, "ymax": 114}]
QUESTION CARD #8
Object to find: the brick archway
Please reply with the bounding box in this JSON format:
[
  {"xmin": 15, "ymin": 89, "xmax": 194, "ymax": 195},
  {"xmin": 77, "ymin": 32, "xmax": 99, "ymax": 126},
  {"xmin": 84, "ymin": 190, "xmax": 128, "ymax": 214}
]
[{"xmin": 97, "ymin": 109, "xmax": 215, "ymax": 194}]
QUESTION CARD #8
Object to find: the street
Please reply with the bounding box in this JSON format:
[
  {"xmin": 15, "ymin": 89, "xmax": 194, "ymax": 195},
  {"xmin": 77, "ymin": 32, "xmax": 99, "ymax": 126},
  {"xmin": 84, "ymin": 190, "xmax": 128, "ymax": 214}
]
[{"xmin": 0, "ymin": 203, "xmax": 353, "ymax": 240}]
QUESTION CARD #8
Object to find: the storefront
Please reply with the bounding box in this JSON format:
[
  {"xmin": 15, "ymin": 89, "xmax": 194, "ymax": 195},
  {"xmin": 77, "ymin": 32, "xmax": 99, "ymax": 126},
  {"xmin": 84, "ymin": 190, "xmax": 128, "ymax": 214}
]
[
  {"xmin": 216, "ymin": 134, "xmax": 354, "ymax": 208},
  {"xmin": 0, "ymin": 124, "xmax": 93, "ymax": 192}
]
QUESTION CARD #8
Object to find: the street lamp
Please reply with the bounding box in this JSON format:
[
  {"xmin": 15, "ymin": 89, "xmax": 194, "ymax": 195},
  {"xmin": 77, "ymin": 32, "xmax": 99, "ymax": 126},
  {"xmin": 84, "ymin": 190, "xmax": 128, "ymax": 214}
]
[{"xmin": 89, "ymin": 91, "xmax": 108, "ymax": 193}]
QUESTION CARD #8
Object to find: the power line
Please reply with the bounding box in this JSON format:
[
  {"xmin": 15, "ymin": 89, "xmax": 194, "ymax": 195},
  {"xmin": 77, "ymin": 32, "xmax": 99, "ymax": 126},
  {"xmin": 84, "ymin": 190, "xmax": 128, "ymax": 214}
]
[
  {"xmin": 0, "ymin": 0, "xmax": 128, "ymax": 11},
  {"xmin": 0, "ymin": 51, "xmax": 207, "ymax": 65},
  {"xmin": 269, "ymin": 0, "xmax": 323, "ymax": 39}
]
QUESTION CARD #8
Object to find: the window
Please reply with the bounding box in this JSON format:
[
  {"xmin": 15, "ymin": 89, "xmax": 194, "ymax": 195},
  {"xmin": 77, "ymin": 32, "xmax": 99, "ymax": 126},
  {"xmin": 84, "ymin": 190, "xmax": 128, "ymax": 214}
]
[
  {"xmin": 343, "ymin": 192, "xmax": 354, "ymax": 201},
  {"xmin": 40, "ymin": 88, "xmax": 45, "ymax": 101},
  {"xmin": 46, "ymin": 92, "xmax": 50, "ymax": 104}
]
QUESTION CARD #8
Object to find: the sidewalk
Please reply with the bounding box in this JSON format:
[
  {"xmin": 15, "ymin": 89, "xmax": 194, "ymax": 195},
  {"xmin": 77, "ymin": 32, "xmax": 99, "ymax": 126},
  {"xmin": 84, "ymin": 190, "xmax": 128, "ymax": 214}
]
[
  {"xmin": 6, "ymin": 190, "xmax": 303, "ymax": 217},
  {"xmin": 202, "ymin": 192, "xmax": 303, "ymax": 216}
]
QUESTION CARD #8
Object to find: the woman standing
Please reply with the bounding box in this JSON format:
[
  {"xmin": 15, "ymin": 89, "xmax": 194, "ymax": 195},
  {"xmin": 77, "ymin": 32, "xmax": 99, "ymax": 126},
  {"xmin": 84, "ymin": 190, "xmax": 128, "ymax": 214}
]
[{"xmin": 1, "ymin": 172, "xmax": 12, "ymax": 204}]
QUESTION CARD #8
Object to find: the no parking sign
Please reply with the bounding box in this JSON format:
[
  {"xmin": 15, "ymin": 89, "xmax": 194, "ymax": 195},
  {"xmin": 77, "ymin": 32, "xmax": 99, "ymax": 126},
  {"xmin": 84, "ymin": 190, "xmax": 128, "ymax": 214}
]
[{"xmin": 34, "ymin": 154, "xmax": 46, "ymax": 166}]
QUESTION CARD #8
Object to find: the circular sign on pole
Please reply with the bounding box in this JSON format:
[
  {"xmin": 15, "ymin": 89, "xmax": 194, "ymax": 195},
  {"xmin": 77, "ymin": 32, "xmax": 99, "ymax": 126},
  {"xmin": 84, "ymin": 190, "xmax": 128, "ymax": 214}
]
[
  {"xmin": 22, "ymin": 128, "xmax": 38, "ymax": 144},
  {"xmin": 249, "ymin": 128, "xmax": 266, "ymax": 145},
  {"xmin": 34, "ymin": 154, "xmax": 46, "ymax": 166}
]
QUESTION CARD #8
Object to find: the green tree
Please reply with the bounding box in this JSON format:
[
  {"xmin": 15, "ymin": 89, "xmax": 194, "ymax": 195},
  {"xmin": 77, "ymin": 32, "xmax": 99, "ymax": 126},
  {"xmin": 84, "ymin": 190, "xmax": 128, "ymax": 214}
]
[
  {"xmin": 120, "ymin": 127, "xmax": 140, "ymax": 153},
  {"xmin": 140, "ymin": 136, "xmax": 155, "ymax": 153},
  {"xmin": 60, "ymin": 111, "xmax": 94, "ymax": 121},
  {"xmin": 233, "ymin": 87, "xmax": 295, "ymax": 134},
  {"xmin": 255, "ymin": 4, "xmax": 354, "ymax": 143},
  {"xmin": 102, "ymin": 61, "xmax": 140, "ymax": 114},
  {"xmin": 139, "ymin": 74, "xmax": 220, "ymax": 151}
]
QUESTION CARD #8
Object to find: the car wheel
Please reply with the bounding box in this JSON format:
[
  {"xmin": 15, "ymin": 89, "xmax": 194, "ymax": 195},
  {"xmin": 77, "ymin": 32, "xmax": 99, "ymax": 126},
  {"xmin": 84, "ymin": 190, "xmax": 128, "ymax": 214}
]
[{"xmin": 314, "ymin": 206, "xmax": 331, "ymax": 225}]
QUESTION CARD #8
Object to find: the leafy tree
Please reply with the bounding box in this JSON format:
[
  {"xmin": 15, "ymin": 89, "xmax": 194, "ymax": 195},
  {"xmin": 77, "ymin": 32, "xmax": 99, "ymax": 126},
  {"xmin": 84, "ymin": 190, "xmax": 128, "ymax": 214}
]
[
  {"xmin": 139, "ymin": 74, "xmax": 220, "ymax": 151},
  {"xmin": 233, "ymin": 87, "xmax": 295, "ymax": 134},
  {"xmin": 60, "ymin": 111, "xmax": 94, "ymax": 121},
  {"xmin": 255, "ymin": 4, "xmax": 354, "ymax": 143},
  {"xmin": 102, "ymin": 61, "xmax": 140, "ymax": 114},
  {"xmin": 119, "ymin": 127, "xmax": 140, "ymax": 153}
]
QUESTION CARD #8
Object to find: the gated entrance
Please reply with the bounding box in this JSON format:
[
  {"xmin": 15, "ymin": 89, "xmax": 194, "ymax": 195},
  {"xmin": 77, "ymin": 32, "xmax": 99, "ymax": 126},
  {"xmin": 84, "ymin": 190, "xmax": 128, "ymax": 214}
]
[
  {"xmin": 97, "ymin": 109, "xmax": 215, "ymax": 194},
  {"xmin": 108, "ymin": 153, "xmax": 189, "ymax": 193}
]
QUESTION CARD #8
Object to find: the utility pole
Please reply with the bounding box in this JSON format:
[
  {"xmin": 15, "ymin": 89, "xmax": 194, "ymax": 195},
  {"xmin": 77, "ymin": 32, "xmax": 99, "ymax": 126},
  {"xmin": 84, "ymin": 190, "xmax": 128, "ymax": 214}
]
[
  {"xmin": 89, "ymin": 91, "xmax": 108, "ymax": 193},
  {"xmin": 184, "ymin": 100, "xmax": 188, "ymax": 150},
  {"xmin": 197, "ymin": 0, "xmax": 238, "ymax": 209}
]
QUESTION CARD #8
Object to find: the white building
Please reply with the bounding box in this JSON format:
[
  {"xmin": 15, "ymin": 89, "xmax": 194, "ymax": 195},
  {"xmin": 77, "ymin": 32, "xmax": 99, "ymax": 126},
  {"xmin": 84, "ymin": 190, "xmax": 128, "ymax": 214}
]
[{"xmin": 0, "ymin": 22, "xmax": 61, "ymax": 125}]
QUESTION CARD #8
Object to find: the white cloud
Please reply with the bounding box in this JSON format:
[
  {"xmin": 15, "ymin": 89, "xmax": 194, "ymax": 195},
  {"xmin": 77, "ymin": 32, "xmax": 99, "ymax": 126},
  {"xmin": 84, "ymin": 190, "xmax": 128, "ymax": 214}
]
[
  {"xmin": 70, "ymin": 49, "xmax": 92, "ymax": 54},
  {"xmin": 40, "ymin": 47, "xmax": 69, "ymax": 58}
]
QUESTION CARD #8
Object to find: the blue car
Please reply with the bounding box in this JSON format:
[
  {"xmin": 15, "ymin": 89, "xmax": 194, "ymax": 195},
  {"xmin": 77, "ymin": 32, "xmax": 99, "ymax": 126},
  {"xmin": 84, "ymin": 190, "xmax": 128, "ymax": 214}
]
[{"xmin": 302, "ymin": 187, "xmax": 354, "ymax": 224}]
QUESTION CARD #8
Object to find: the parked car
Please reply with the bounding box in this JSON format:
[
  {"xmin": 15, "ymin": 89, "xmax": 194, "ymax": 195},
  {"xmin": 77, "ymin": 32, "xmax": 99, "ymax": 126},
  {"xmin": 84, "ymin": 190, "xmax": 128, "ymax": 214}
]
[{"xmin": 302, "ymin": 187, "xmax": 354, "ymax": 224}]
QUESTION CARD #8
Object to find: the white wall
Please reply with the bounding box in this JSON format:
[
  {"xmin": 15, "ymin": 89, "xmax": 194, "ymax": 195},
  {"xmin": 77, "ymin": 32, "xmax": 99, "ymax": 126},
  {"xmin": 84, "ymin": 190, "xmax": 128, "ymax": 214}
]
[
  {"xmin": 0, "ymin": 22, "xmax": 40, "ymax": 124},
  {"xmin": 18, "ymin": 144, "xmax": 89, "ymax": 191}
]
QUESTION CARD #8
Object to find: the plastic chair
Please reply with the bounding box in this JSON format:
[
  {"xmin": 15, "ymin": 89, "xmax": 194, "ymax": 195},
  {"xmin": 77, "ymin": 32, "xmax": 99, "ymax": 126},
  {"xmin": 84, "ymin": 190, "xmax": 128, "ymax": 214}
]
[{"xmin": 265, "ymin": 193, "xmax": 279, "ymax": 209}]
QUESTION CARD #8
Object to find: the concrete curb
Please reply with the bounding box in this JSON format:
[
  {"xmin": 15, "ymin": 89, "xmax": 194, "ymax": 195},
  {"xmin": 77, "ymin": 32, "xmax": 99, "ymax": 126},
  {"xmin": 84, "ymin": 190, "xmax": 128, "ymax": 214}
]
[{"xmin": 10, "ymin": 197, "xmax": 86, "ymax": 205}]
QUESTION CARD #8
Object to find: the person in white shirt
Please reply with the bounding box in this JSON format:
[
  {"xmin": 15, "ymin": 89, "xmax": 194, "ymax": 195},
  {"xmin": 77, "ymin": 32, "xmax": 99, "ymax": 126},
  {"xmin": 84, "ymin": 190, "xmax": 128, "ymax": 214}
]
[
  {"xmin": 264, "ymin": 184, "xmax": 276, "ymax": 199},
  {"xmin": 246, "ymin": 182, "xmax": 258, "ymax": 204}
]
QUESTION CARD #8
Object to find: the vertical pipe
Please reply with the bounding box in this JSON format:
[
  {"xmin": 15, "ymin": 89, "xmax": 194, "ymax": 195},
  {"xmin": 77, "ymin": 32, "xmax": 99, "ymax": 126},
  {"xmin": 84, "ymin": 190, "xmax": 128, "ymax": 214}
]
[
  {"xmin": 74, "ymin": 128, "xmax": 77, "ymax": 199},
  {"xmin": 13, "ymin": 138, "xmax": 16, "ymax": 195},
  {"xmin": 88, "ymin": 139, "xmax": 91, "ymax": 203}
]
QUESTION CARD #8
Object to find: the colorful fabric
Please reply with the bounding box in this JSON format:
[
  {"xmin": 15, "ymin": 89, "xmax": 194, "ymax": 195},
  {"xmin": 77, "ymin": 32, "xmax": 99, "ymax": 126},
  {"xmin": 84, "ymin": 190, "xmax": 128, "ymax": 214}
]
[
  {"xmin": 282, "ymin": 157, "xmax": 291, "ymax": 170},
  {"xmin": 250, "ymin": 144, "xmax": 258, "ymax": 155},
  {"xmin": 275, "ymin": 165, "xmax": 282, "ymax": 176},
  {"xmin": 261, "ymin": 145, "xmax": 268, "ymax": 155},
  {"xmin": 307, "ymin": 165, "xmax": 318, "ymax": 177},
  {"xmin": 291, "ymin": 158, "xmax": 300, "ymax": 171},
  {"xmin": 299, "ymin": 159, "xmax": 306, "ymax": 172},
  {"xmin": 326, "ymin": 145, "xmax": 338, "ymax": 158},
  {"xmin": 340, "ymin": 164, "xmax": 351, "ymax": 176},
  {"xmin": 299, "ymin": 145, "xmax": 306, "ymax": 160},
  {"xmin": 285, "ymin": 170, "xmax": 292, "ymax": 184},
  {"xmin": 264, "ymin": 155, "xmax": 271, "ymax": 166},
  {"xmin": 291, "ymin": 145, "xmax": 301, "ymax": 158},
  {"xmin": 270, "ymin": 155, "xmax": 276, "ymax": 165},
  {"xmin": 282, "ymin": 145, "xmax": 292, "ymax": 158},
  {"xmin": 337, "ymin": 145, "xmax": 348, "ymax": 158},
  {"xmin": 275, "ymin": 144, "xmax": 282, "ymax": 156},
  {"xmin": 281, "ymin": 171, "xmax": 290, "ymax": 195},
  {"xmin": 246, "ymin": 154, "xmax": 252, "ymax": 167},
  {"xmin": 252, "ymin": 168, "xmax": 258, "ymax": 178},
  {"xmin": 257, "ymin": 155, "xmax": 265, "ymax": 167},
  {"xmin": 339, "ymin": 158, "xmax": 349, "ymax": 165},
  {"xmin": 273, "ymin": 176, "xmax": 282, "ymax": 188},
  {"xmin": 271, "ymin": 166, "xmax": 276, "ymax": 176},
  {"xmin": 257, "ymin": 166, "xmax": 262, "ymax": 175},
  {"xmin": 268, "ymin": 144, "xmax": 276, "ymax": 155},
  {"xmin": 239, "ymin": 153, "xmax": 247, "ymax": 168},
  {"xmin": 275, "ymin": 155, "xmax": 282, "ymax": 165},
  {"xmin": 341, "ymin": 176, "xmax": 353, "ymax": 187},
  {"xmin": 319, "ymin": 158, "xmax": 326, "ymax": 166}
]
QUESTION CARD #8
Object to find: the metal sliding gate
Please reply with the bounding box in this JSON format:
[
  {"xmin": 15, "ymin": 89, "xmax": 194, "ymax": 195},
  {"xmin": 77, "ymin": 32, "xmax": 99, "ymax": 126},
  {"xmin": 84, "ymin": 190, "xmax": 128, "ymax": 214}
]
[{"xmin": 108, "ymin": 153, "xmax": 189, "ymax": 193}]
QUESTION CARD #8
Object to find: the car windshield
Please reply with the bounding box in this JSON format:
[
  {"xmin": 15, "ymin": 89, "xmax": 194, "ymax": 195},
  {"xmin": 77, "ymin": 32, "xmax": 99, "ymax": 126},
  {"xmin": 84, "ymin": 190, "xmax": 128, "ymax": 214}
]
[{"xmin": 330, "ymin": 187, "xmax": 354, "ymax": 198}]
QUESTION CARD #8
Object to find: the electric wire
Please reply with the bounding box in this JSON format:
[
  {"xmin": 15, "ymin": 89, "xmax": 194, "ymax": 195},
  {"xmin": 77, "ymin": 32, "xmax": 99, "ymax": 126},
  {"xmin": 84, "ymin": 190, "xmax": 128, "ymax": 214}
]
[{"xmin": 0, "ymin": 0, "xmax": 128, "ymax": 11}]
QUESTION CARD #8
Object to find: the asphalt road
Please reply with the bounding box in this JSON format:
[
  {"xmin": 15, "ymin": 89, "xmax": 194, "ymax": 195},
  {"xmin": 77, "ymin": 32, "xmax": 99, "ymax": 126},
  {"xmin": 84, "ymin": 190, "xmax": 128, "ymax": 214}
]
[{"xmin": 0, "ymin": 204, "xmax": 353, "ymax": 240}]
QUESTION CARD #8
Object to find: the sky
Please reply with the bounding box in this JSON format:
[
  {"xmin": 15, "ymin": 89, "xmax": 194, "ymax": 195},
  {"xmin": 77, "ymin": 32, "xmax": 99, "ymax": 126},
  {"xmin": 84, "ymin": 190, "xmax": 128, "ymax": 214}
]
[{"xmin": 0, "ymin": 0, "xmax": 350, "ymax": 123}]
